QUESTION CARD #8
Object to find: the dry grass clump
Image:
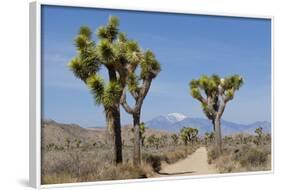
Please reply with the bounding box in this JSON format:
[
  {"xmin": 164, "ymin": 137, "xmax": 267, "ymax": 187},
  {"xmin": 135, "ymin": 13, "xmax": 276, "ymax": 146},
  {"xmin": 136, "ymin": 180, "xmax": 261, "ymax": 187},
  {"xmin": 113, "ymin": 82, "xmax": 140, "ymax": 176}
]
[
  {"xmin": 232, "ymin": 145, "xmax": 270, "ymax": 171},
  {"xmin": 42, "ymin": 148, "xmax": 153, "ymax": 184},
  {"xmin": 142, "ymin": 153, "xmax": 162, "ymax": 172},
  {"xmin": 97, "ymin": 163, "xmax": 149, "ymax": 180},
  {"xmin": 207, "ymin": 139, "xmax": 271, "ymax": 173},
  {"xmin": 42, "ymin": 163, "xmax": 151, "ymax": 184}
]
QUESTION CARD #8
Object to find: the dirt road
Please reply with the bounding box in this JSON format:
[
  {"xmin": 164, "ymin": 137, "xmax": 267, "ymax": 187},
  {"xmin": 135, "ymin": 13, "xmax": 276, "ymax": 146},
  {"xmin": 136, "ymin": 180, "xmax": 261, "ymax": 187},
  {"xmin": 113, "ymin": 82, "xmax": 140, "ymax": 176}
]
[{"xmin": 158, "ymin": 147, "xmax": 217, "ymax": 177}]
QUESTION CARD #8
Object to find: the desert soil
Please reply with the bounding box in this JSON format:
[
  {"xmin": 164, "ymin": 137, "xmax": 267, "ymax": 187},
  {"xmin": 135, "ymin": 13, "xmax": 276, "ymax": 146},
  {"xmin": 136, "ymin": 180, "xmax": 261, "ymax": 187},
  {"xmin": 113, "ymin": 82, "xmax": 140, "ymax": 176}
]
[{"xmin": 158, "ymin": 147, "xmax": 218, "ymax": 177}]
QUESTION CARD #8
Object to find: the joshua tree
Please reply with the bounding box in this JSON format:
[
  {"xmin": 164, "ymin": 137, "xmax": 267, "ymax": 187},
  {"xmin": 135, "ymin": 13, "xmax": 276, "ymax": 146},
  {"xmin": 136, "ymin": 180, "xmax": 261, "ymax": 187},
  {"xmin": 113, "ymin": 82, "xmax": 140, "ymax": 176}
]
[
  {"xmin": 140, "ymin": 122, "xmax": 146, "ymax": 147},
  {"xmin": 160, "ymin": 135, "xmax": 168, "ymax": 147},
  {"xmin": 254, "ymin": 127, "xmax": 263, "ymax": 145},
  {"xmin": 147, "ymin": 134, "xmax": 160, "ymax": 149},
  {"xmin": 147, "ymin": 135, "xmax": 154, "ymax": 147},
  {"xmin": 69, "ymin": 16, "xmax": 145, "ymax": 164},
  {"xmin": 223, "ymin": 136, "xmax": 233, "ymax": 144},
  {"xmin": 171, "ymin": 134, "xmax": 179, "ymax": 145},
  {"xmin": 75, "ymin": 139, "xmax": 82, "ymax": 148},
  {"xmin": 189, "ymin": 74, "xmax": 243, "ymax": 154},
  {"xmin": 180, "ymin": 127, "xmax": 198, "ymax": 146},
  {"xmin": 120, "ymin": 49, "xmax": 161, "ymax": 166},
  {"xmin": 204, "ymin": 132, "xmax": 211, "ymax": 145},
  {"xmin": 236, "ymin": 133, "xmax": 245, "ymax": 144}
]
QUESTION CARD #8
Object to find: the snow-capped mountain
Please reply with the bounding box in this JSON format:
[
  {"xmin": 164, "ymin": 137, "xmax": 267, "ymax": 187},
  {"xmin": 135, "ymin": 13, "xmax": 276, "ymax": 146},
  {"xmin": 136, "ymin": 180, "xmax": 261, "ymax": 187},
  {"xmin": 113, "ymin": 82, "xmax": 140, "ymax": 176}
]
[
  {"xmin": 145, "ymin": 113, "xmax": 271, "ymax": 136},
  {"xmin": 166, "ymin": 113, "xmax": 187, "ymax": 123}
]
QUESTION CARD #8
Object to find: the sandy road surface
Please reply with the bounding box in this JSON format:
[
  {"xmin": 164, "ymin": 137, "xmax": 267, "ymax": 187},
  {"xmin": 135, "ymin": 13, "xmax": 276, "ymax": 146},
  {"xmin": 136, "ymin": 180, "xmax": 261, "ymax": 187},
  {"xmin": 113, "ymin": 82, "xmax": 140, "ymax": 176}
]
[{"xmin": 158, "ymin": 147, "xmax": 217, "ymax": 177}]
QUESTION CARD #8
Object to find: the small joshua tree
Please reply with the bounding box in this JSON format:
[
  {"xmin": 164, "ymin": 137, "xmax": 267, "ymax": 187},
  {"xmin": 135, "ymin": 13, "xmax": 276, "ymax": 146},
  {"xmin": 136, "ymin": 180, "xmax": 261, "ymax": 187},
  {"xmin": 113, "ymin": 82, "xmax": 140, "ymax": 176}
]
[
  {"xmin": 180, "ymin": 127, "xmax": 198, "ymax": 146},
  {"xmin": 204, "ymin": 132, "xmax": 215, "ymax": 145},
  {"xmin": 189, "ymin": 74, "xmax": 243, "ymax": 154},
  {"xmin": 140, "ymin": 122, "xmax": 146, "ymax": 147},
  {"xmin": 147, "ymin": 135, "xmax": 154, "ymax": 147},
  {"xmin": 147, "ymin": 134, "xmax": 160, "ymax": 149},
  {"xmin": 75, "ymin": 139, "xmax": 82, "ymax": 148},
  {"xmin": 65, "ymin": 138, "xmax": 71, "ymax": 150},
  {"xmin": 204, "ymin": 132, "xmax": 210, "ymax": 145},
  {"xmin": 171, "ymin": 134, "xmax": 179, "ymax": 145},
  {"xmin": 254, "ymin": 127, "xmax": 263, "ymax": 145},
  {"xmin": 160, "ymin": 135, "xmax": 168, "ymax": 147}
]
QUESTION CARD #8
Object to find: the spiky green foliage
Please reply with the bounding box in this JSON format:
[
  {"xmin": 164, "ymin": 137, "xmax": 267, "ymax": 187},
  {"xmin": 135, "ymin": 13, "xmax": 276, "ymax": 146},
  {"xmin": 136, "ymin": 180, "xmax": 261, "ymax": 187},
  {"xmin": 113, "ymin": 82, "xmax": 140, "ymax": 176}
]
[
  {"xmin": 96, "ymin": 16, "xmax": 119, "ymax": 42},
  {"xmin": 86, "ymin": 75, "xmax": 105, "ymax": 105},
  {"xmin": 103, "ymin": 82, "xmax": 122, "ymax": 108},
  {"xmin": 140, "ymin": 122, "xmax": 146, "ymax": 135},
  {"xmin": 127, "ymin": 73, "xmax": 140, "ymax": 92},
  {"xmin": 69, "ymin": 26, "xmax": 100, "ymax": 82},
  {"xmin": 69, "ymin": 16, "xmax": 148, "ymax": 108},
  {"xmin": 140, "ymin": 50, "xmax": 161, "ymax": 79},
  {"xmin": 189, "ymin": 74, "xmax": 243, "ymax": 120}
]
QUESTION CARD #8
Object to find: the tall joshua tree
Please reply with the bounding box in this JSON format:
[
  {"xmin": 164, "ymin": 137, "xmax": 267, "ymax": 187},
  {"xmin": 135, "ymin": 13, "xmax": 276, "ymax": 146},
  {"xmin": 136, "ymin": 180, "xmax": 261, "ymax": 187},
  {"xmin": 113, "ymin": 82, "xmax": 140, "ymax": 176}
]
[
  {"xmin": 120, "ymin": 50, "xmax": 161, "ymax": 166},
  {"xmin": 69, "ymin": 16, "xmax": 143, "ymax": 165},
  {"xmin": 189, "ymin": 74, "xmax": 243, "ymax": 154}
]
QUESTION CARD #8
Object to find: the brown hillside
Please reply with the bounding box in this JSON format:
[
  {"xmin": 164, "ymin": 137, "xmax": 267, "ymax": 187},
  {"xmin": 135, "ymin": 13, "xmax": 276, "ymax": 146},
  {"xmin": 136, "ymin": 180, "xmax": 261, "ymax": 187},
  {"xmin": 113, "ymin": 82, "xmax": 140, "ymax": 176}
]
[{"xmin": 42, "ymin": 120, "xmax": 171, "ymax": 148}]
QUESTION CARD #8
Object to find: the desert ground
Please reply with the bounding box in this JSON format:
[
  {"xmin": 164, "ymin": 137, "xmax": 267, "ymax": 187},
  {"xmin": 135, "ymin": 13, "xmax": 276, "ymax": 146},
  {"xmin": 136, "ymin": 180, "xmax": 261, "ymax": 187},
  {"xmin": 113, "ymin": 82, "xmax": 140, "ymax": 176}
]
[{"xmin": 41, "ymin": 120, "xmax": 271, "ymax": 184}]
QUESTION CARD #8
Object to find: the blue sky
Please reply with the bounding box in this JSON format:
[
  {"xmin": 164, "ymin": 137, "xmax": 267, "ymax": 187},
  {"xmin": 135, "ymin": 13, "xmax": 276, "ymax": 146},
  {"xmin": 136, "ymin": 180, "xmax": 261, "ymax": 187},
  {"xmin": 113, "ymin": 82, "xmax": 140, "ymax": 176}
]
[{"xmin": 41, "ymin": 5, "xmax": 271, "ymax": 127}]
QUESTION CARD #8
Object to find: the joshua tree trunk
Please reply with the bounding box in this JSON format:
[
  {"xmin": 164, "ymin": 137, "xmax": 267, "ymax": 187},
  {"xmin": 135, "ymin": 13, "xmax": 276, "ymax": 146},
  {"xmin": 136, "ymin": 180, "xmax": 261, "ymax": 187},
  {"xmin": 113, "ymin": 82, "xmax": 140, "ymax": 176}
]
[
  {"xmin": 214, "ymin": 117, "xmax": 222, "ymax": 154},
  {"xmin": 105, "ymin": 105, "xmax": 123, "ymax": 165},
  {"xmin": 133, "ymin": 112, "xmax": 141, "ymax": 166},
  {"xmin": 104, "ymin": 68, "xmax": 123, "ymax": 165}
]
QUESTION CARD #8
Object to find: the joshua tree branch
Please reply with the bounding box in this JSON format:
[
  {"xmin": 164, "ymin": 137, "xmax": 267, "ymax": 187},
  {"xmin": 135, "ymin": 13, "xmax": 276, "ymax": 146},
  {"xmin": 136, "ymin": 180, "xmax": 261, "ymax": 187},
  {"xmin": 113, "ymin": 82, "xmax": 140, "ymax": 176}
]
[
  {"xmin": 135, "ymin": 78, "xmax": 152, "ymax": 112},
  {"xmin": 120, "ymin": 88, "xmax": 135, "ymax": 114},
  {"xmin": 217, "ymin": 101, "xmax": 226, "ymax": 119},
  {"xmin": 195, "ymin": 93, "xmax": 207, "ymax": 105}
]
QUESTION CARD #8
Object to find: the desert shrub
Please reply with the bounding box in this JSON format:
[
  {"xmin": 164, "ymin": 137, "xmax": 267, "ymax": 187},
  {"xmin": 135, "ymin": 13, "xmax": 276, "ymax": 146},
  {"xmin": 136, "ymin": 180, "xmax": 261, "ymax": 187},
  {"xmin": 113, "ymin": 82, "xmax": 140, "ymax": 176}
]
[
  {"xmin": 142, "ymin": 153, "xmax": 162, "ymax": 172},
  {"xmin": 45, "ymin": 143, "xmax": 55, "ymax": 151},
  {"xmin": 207, "ymin": 142, "xmax": 271, "ymax": 173},
  {"xmin": 238, "ymin": 147, "xmax": 267, "ymax": 167},
  {"xmin": 207, "ymin": 147, "xmax": 219, "ymax": 164},
  {"xmin": 96, "ymin": 163, "xmax": 148, "ymax": 180},
  {"xmin": 215, "ymin": 154, "xmax": 237, "ymax": 173},
  {"xmin": 45, "ymin": 143, "xmax": 64, "ymax": 152}
]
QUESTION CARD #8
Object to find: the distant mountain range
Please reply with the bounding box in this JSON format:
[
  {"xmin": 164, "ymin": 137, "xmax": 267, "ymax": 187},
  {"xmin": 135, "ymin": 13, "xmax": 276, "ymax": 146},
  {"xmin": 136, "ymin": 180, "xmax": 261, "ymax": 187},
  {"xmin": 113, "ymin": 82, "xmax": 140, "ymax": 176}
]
[{"xmin": 145, "ymin": 113, "xmax": 271, "ymax": 136}]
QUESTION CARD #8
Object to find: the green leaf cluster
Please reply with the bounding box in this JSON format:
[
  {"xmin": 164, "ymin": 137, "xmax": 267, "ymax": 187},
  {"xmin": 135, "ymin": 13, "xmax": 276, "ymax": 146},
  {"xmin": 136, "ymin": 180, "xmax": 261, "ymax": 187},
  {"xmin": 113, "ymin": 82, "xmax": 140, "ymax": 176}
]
[
  {"xmin": 96, "ymin": 16, "xmax": 119, "ymax": 42},
  {"xmin": 189, "ymin": 74, "xmax": 244, "ymax": 121},
  {"xmin": 140, "ymin": 50, "xmax": 161, "ymax": 79},
  {"xmin": 189, "ymin": 74, "xmax": 221, "ymax": 98}
]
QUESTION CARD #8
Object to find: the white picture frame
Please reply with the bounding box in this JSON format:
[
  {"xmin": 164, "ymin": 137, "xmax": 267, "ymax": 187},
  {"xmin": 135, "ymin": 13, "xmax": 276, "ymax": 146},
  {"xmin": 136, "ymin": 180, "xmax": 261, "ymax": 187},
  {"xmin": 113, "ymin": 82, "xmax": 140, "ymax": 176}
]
[{"xmin": 29, "ymin": 1, "xmax": 274, "ymax": 189}]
